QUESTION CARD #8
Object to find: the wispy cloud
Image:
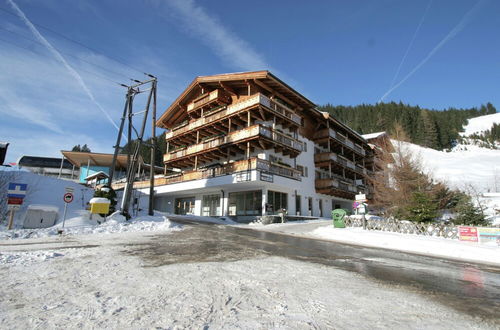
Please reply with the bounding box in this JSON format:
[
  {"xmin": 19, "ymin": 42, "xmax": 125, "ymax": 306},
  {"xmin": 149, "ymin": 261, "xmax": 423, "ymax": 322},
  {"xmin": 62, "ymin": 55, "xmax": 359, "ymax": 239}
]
[
  {"xmin": 7, "ymin": 0, "xmax": 120, "ymax": 131},
  {"xmin": 379, "ymin": 0, "xmax": 486, "ymax": 102},
  {"xmin": 163, "ymin": 0, "xmax": 270, "ymax": 71}
]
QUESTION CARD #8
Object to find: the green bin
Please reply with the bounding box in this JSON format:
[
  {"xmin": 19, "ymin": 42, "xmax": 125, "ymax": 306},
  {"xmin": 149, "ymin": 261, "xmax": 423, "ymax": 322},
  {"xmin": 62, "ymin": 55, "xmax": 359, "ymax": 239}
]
[{"xmin": 332, "ymin": 209, "xmax": 347, "ymax": 228}]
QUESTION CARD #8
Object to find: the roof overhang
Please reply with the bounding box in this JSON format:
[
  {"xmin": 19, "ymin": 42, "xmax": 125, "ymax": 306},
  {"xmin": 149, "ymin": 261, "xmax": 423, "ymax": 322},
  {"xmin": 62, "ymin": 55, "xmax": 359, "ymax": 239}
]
[
  {"xmin": 61, "ymin": 151, "xmax": 141, "ymax": 169},
  {"xmin": 156, "ymin": 70, "xmax": 317, "ymax": 129}
]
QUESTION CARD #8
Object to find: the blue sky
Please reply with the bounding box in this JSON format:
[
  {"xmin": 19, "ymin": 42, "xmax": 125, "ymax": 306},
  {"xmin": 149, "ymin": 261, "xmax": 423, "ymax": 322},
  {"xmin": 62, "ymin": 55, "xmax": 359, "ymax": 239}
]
[{"xmin": 1, "ymin": 0, "xmax": 499, "ymax": 162}]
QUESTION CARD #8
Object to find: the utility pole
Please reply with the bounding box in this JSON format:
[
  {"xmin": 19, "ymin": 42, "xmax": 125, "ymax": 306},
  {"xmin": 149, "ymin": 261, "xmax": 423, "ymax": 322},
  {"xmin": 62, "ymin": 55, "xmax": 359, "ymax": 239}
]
[
  {"xmin": 148, "ymin": 78, "xmax": 157, "ymax": 216},
  {"xmin": 111, "ymin": 75, "xmax": 157, "ymax": 218}
]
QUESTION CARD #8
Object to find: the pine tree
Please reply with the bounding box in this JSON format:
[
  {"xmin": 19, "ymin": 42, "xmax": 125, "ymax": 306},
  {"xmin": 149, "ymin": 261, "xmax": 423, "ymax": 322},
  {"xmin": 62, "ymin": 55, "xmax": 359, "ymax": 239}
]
[{"xmin": 452, "ymin": 195, "xmax": 487, "ymax": 226}]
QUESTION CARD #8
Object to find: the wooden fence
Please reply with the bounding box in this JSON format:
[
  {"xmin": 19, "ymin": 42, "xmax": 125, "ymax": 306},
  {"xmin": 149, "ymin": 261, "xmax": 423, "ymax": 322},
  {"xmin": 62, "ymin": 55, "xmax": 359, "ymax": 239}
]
[{"xmin": 343, "ymin": 216, "xmax": 459, "ymax": 239}]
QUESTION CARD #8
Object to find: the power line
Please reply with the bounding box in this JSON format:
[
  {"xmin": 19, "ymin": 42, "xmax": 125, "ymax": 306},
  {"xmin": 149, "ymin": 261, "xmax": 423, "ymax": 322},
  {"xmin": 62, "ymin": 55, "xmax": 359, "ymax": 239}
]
[
  {"xmin": 0, "ymin": 36, "xmax": 123, "ymax": 86},
  {"xmin": 0, "ymin": 26, "xmax": 133, "ymax": 81},
  {"xmin": 0, "ymin": 6, "xmax": 148, "ymax": 76}
]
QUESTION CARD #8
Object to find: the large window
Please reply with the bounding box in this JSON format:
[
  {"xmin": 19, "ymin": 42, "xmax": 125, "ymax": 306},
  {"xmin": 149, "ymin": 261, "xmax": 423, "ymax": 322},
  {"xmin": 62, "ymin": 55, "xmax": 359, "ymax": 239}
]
[
  {"xmin": 228, "ymin": 190, "xmax": 262, "ymax": 216},
  {"xmin": 268, "ymin": 190, "xmax": 288, "ymax": 214},
  {"xmin": 202, "ymin": 194, "xmax": 220, "ymax": 216}
]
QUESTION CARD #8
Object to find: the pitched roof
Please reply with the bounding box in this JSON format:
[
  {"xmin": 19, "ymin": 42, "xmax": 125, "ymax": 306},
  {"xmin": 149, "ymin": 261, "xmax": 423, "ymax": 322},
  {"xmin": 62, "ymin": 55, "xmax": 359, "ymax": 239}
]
[{"xmin": 156, "ymin": 70, "xmax": 316, "ymax": 129}]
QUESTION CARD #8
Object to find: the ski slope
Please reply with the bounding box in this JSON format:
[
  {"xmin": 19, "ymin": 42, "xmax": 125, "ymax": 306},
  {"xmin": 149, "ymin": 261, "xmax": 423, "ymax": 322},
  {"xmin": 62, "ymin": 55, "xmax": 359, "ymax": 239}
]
[{"xmin": 460, "ymin": 112, "xmax": 500, "ymax": 137}]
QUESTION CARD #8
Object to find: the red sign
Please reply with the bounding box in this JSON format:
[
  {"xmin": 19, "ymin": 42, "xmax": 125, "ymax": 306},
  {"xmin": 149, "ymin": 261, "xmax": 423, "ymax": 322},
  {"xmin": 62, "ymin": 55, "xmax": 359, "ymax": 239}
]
[
  {"xmin": 458, "ymin": 226, "xmax": 478, "ymax": 242},
  {"xmin": 63, "ymin": 193, "xmax": 74, "ymax": 203},
  {"xmin": 7, "ymin": 197, "xmax": 23, "ymax": 205}
]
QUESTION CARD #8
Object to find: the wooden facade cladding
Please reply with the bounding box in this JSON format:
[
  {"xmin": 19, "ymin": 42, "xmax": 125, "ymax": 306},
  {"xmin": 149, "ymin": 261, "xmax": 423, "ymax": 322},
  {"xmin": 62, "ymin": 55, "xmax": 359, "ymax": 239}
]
[
  {"xmin": 165, "ymin": 93, "xmax": 301, "ymax": 141},
  {"xmin": 163, "ymin": 124, "xmax": 303, "ymax": 166}
]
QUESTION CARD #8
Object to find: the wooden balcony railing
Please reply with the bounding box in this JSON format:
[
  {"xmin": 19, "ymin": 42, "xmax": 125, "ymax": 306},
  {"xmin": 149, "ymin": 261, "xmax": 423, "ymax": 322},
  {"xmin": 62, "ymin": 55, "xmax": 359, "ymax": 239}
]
[
  {"xmin": 164, "ymin": 125, "xmax": 303, "ymax": 163},
  {"xmin": 315, "ymin": 178, "xmax": 357, "ymax": 194},
  {"xmin": 187, "ymin": 89, "xmax": 229, "ymax": 113},
  {"xmin": 313, "ymin": 128, "xmax": 366, "ymax": 156},
  {"xmin": 112, "ymin": 157, "xmax": 301, "ymax": 189},
  {"xmin": 166, "ymin": 93, "xmax": 302, "ymax": 139}
]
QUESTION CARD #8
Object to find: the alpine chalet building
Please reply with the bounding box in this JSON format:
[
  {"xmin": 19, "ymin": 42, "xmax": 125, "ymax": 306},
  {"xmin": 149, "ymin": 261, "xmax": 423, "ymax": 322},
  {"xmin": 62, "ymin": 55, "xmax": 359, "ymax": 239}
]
[{"xmin": 153, "ymin": 71, "xmax": 373, "ymax": 222}]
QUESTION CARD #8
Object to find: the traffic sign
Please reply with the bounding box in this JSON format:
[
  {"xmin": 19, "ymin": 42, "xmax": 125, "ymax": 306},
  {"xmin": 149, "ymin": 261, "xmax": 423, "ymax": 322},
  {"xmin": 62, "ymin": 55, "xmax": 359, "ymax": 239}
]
[
  {"xmin": 7, "ymin": 197, "xmax": 24, "ymax": 205},
  {"xmin": 7, "ymin": 204, "xmax": 21, "ymax": 211},
  {"xmin": 63, "ymin": 193, "xmax": 74, "ymax": 203},
  {"xmin": 7, "ymin": 182, "xmax": 27, "ymax": 198},
  {"xmin": 355, "ymin": 193, "xmax": 367, "ymax": 202}
]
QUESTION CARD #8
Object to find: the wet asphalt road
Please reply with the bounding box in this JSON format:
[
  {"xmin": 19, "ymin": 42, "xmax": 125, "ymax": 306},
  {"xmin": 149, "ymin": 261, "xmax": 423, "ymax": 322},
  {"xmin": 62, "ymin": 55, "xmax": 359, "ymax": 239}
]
[{"xmin": 124, "ymin": 219, "xmax": 500, "ymax": 323}]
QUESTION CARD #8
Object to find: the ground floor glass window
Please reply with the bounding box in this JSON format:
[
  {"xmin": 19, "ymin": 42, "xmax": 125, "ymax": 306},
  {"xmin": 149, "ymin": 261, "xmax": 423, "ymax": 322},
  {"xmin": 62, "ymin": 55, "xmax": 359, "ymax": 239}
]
[
  {"xmin": 228, "ymin": 191, "xmax": 262, "ymax": 216},
  {"xmin": 268, "ymin": 191, "xmax": 288, "ymax": 214}
]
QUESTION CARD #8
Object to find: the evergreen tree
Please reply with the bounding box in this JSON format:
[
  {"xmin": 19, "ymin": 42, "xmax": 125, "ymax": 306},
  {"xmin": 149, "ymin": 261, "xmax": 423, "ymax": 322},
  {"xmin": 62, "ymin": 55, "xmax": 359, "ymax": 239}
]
[
  {"xmin": 405, "ymin": 191, "xmax": 438, "ymax": 222},
  {"xmin": 452, "ymin": 194, "xmax": 487, "ymax": 226}
]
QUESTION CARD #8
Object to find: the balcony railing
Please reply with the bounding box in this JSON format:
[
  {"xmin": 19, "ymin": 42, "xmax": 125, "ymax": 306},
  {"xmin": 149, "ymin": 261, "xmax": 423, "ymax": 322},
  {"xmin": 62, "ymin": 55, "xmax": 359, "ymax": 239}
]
[
  {"xmin": 164, "ymin": 125, "xmax": 303, "ymax": 163},
  {"xmin": 113, "ymin": 157, "xmax": 301, "ymax": 189},
  {"xmin": 313, "ymin": 128, "xmax": 366, "ymax": 156},
  {"xmin": 315, "ymin": 178, "xmax": 357, "ymax": 194},
  {"xmin": 166, "ymin": 93, "xmax": 302, "ymax": 139},
  {"xmin": 187, "ymin": 89, "xmax": 229, "ymax": 113}
]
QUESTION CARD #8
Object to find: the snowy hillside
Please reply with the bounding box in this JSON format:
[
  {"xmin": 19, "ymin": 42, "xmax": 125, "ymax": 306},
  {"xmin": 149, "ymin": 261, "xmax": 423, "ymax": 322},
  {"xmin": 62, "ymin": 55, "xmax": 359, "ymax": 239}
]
[
  {"xmin": 397, "ymin": 141, "xmax": 500, "ymax": 192},
  {"xmin": 460, "ymin": 112, "xmax": 500, "ymax": 137}
]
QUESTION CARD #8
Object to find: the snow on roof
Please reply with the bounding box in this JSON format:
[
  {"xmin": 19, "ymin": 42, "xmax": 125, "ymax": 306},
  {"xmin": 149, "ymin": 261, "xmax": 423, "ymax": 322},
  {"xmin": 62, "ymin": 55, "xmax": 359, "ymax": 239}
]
[
  {"xmin": 361, "ymin": 131, "xmax": 386, "ymax": 140},
  {"xmin": 26, "ymin": 204, "xmax": 59, "ymax": 213},
  {"xmin": 84, "ymin": 171, "xmax": 109, "ymax": 180},
  {"xmin": 89, "ymin": 197, "xmax": 110, "ymax": 204},
  {"xmin": 460, "ymin": 112, "xmax": 500, "ymax": 136}
]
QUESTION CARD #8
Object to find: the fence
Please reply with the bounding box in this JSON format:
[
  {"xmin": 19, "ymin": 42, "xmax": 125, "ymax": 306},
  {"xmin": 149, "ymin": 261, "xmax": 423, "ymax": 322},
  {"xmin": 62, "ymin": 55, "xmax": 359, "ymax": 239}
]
[{"xmin": 343, "ymin": 216, "xmax": 459, "ymax": 239}]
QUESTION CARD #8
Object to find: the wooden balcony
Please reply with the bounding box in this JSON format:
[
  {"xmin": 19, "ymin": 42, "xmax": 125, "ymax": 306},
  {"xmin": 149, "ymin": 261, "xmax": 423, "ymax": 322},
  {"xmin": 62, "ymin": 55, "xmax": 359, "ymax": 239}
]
[
  {"xmin": 314, "ymin": 152, "xmax": 367, "ymax": 178},
  {"xmin": 186, "ymin": 89, "xmax": 231, "ymax": 115},
  {"xmin": 315, "ymin": 178, "xmax": 357, "ymax": 199},
  {"xmin": 166, "ymin": 93, "xmax": 302, "ymax": 140},
  {"xmin": 313, "ymin": 128, "xmax": 366, "ymax": 157},
  {"xmin": 164, "ymin": 124, "xmax": 303, "ymax": 164},
  {"xmin": 112, "ymin": 157, "xmax": 301, "ymax": 189}
]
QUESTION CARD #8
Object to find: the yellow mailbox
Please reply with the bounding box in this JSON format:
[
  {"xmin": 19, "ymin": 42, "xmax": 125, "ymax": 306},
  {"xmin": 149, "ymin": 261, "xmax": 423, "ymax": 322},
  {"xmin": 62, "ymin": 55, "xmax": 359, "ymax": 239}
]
[{"xmin": 89, "ymin": 197, "xmax": 110, "ymax": 214}]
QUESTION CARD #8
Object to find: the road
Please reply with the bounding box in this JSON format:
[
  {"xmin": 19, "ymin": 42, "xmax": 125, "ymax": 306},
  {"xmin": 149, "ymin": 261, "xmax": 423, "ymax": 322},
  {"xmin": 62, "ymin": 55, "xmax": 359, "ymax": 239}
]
[
  {"xmin": 1, "ymin": 219, "xmax": 499, "ymax": 328},
  {"xmin": 132, "ymin": 218, "xmax": 500, "ymax": 322}
]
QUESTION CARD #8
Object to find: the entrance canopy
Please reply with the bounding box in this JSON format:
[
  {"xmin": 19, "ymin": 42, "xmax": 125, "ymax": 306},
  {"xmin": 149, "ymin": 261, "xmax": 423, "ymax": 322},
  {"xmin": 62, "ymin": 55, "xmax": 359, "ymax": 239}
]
[{"xmin": 61, "ymin": 151, "xmax": 138, "ymax": 170}]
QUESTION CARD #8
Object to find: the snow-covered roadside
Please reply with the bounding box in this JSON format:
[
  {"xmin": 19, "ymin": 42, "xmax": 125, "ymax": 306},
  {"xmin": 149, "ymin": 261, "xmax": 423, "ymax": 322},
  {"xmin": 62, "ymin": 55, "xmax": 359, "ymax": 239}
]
[
  {"xmin": 248, "ymin": 220, "xmax": 500, "ymax": 266},
  {"xmin": 1, "ymin": 230, "xmax": 497, "ymax": 329},
  {"xmin": 0, "ymin": 211, "xmax": 182, "ymax": 240}
]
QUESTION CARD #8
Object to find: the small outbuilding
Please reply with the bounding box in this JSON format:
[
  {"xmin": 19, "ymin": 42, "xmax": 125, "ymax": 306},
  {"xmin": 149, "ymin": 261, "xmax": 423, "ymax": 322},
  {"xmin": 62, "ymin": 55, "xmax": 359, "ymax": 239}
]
[{"xmin": 22, "ymin": 205, "xmax": 59, "ymax": 229}]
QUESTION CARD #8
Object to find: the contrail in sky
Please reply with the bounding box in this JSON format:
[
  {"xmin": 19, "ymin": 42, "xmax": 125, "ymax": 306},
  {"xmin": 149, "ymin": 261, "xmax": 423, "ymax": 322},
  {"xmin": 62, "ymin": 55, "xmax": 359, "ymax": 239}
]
[
  {"xmin": 387, "ymin": 0, "xmax": 433, "ymax": 90},
  {"xmin": 379, "ymin": 0, "xmax": 486, "ymax": 103},
  {"xmin": 7, "ymin": 0, "xmax": 121, "ymax": 132}
]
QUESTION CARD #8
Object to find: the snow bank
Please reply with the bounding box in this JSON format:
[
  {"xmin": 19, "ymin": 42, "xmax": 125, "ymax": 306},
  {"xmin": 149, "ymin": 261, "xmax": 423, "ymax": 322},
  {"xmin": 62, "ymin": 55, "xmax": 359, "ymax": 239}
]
[
  {"xmin": 0, "ymin": 211, "xmax": 182, "ymax": 240},
  {"xmin": 247, "ymin": 221, "xmax": 500, "ymax": 266},
  {"xmin": 164, "ymin": 214, "xmax": 238, "ymax": 225}
]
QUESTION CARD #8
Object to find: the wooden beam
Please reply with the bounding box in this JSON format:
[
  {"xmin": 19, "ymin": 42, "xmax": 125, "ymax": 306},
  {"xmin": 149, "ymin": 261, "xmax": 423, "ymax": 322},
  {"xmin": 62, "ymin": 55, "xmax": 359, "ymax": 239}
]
[{"xmin": 253, "ymin": 79, "xmax": 298, "ymax": 109}]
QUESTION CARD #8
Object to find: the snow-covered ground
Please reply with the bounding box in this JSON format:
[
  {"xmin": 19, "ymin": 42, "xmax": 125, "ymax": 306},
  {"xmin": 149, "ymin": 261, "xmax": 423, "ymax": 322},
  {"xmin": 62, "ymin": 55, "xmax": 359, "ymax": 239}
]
[
  {"xmin": 248, "ymin": 220, "xmax": 500, "ymax": 266},
  {"xmin": 1, "ymin": 229, "xmax": 497, "ymax": 329},
  {"xmin": 0, "ymin": 210, "xmax": 182, "ymax": 240},
  {"xmin": 460, "ymin": 112, "xmax": 500, "ymax": 137},
  {"xmin": 397, "ymin": 140, "xmax": 500, "ymax": 193}
]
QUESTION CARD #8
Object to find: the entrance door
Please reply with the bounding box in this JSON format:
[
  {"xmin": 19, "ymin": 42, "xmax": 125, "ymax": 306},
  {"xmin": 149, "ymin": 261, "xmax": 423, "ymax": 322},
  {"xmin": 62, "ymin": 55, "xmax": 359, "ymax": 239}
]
[
  {"xmin": 308, "ymin": 197, "xmax": 313, "ymax": 216},
  {"xmin": 175, "ymin": 197, "xmax": 195, "ymax": 215},
  {"xmin": 295, "ymin": 195, "xmax": 301, "ymax": 215}
]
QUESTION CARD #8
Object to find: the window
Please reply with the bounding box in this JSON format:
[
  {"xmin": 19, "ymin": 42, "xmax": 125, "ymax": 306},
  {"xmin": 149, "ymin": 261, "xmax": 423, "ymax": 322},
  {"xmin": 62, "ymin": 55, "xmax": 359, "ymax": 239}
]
[
  {"xmin": 228, "ymin": 191, "xmax": 262, "ymax": 216},
  {"xmin": 268, "ymin": 190, "xmax": 288, "ymax": 214},
  {"xmin": 202, "ymin": 194, "xmax": 220, "ymax": 216}
]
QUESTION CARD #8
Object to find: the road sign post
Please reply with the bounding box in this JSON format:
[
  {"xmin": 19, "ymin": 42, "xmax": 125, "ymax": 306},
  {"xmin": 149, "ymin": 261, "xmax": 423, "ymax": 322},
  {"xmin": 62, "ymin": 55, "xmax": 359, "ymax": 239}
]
[
  {"xmin": 7, "ymin": 182, "xmax": 27, "ymax": 230},
  {"xmin": 61, "ymin": 189, "xmax": 74, "ymax": 229}
]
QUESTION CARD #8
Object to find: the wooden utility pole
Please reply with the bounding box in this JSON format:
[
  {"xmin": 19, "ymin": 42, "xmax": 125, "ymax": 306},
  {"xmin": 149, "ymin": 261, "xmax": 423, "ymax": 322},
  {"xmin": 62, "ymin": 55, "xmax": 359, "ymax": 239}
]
[{"xmin": 148, "ymin": 78, "xmax": 157, "ymax": 216}]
